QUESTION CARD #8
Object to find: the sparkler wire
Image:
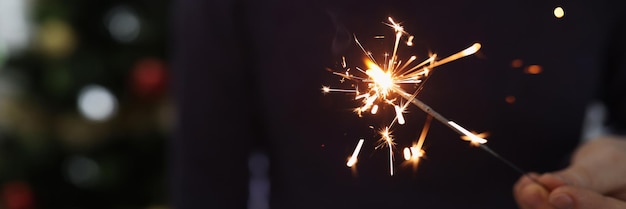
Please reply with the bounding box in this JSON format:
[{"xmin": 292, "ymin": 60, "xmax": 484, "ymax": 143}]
[{"xmin": 402, "ymin": 94, "xmax": 543, "ymax": 184}]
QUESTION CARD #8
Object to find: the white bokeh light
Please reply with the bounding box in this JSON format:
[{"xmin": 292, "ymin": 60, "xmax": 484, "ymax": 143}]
[
  {"xmin": 0, "ymin": 0, "xmax": 31, "ymax": 52},
  {"xmin": 65, "ymin": 156, "xmax": 100, "ymax": 187},
  {"xmin": 78, "ymin": 85, "xmax": 117, "ymax": 121},
  {"xmin": 105, "ymin": 6, "xmax": 141, "ymax": 43}
]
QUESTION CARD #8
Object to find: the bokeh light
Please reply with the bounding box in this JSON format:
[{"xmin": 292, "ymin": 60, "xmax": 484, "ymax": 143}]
[
  {"xmin": 65, "ymin": 156, "xmax": 100, "ymax": 188},
  {"xmin": 505, "ymin": 96, "xmax": 516, "ymax": 104},
  {"xmin": 77, "ymin": 85, "xmax": 118, "ymax": 122},
  {"xmin": 511, "ymin": 59, "xmax": 523, "ymax": 68},
  {"xmin": 2, "ymin": 181, "xmax": 35, "ymax": 209},
  {"xmin": 105, "ymin": 6, "xmax": 141, "ymax": 43},
  {"xmin": 554, "ymin": 7, "xmax": 565, "ymax": 18},
  {"xmin": 36, "ymin": 19, "xmax": 76, "ymax": 58},
  {"xmin": 0, "ymin": 0, "xmax": 169, "ymax": 207},
  {"xmin": 0, "ymin": 0, "xmax": 30, "ymax": 52},
  {"xmin": 525, "ymin": 65, "xmax": 543, "ymax": 74},
  {"xmin": 132, "ymin": 58, "xmax": 167, "ymax": 97}
]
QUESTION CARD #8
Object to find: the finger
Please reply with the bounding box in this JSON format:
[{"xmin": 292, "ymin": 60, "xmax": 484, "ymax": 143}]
[
  {"xmin": 537, "ymin": 173, "xmax": 570, "ymax": 190},
  {"xmin": 515, "ymin": 178, "xmax": 556, "ymax": 209},
  {"xmin": 549, "ymin": 186, "xmax": 626, "ymax": 209},
  {"xmin": 550, "ymin": 167, "xmax": 590, "ymax": 188},
  {"xmin": 515, "ymin": 173, "xmax": 540, "ymax": 196}
]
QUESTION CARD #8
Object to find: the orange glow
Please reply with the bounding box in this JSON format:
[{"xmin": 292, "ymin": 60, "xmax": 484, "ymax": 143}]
[
  {"xmin": 505, "ymin": 96, "xmax": 516, "ymax": 104},
  {"xmin": 511, "ymin": 59, "xmax": 523, "ymax": 68},
  {"xmin": 525, "ymin": 65, "xmax": 542, "ymax": 74}
]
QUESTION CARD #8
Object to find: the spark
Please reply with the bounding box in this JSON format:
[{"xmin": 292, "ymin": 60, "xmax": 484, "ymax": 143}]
[
  {"xmin": 406, "ymin": 36, "xmax": 414, "ymax": 46},
  {"xmin": 347, "ymin": 139, "xmax": 365, "ymax": 167},
  {"xmin": 324, "ymin": 17, "xmax": 482, "ymax": 175},
  {"xmin": 322, "ymin": 86, "xmax": 357, "ymax": 94},
  {"xmin": 394, "ymin": 105, "xmax": 405, "ymax": 125},
  {"xmin": 449, "ymin": 121, "xmax": 488, "ymax": 146},
  {"xmin": 403, "ymin": 115, "xmax": 432, "ymax": 172},
  {"xmin": 376, "ymin": 127, "xmax": 396, "ymax": 176}
]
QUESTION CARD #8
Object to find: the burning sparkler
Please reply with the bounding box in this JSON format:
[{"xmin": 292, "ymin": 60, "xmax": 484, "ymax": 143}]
[
  {"xmin": 324, "ymin": 17, "xmax": 534, "ymax": 179},
  {"xmin": 324, "ymin": 17, "xmax": 482, "ymax": 175}
]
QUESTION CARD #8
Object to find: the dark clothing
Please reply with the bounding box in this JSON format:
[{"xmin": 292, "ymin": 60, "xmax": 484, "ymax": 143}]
[{"xmin": 171, "ymin": 0, "xmax": 626, "ymax": 208}]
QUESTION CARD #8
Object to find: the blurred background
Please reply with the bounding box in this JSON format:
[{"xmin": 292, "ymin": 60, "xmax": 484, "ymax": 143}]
[{"xmin": 0, "ymin": 0, "xmax": 170, "ymax": 208}]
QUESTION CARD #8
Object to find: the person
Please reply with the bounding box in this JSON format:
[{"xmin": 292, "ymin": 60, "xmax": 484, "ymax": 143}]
[{"xmin": 170, "ymin": 0, "xmax": 626, "ymax": 208}]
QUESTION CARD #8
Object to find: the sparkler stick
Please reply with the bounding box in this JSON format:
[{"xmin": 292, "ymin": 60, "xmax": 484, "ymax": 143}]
[
  {"xmin": 325, "ymin": 17, "xmax": 541, "ymax": 183},
  {"xmin": 399, "ymin": 93, "xmax": 541, "ymax": 183}
]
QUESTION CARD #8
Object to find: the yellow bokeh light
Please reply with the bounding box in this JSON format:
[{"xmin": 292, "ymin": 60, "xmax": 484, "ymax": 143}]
[{"xmin": 554, "ymin": 7, "xmax": 565, "ymax": 18}]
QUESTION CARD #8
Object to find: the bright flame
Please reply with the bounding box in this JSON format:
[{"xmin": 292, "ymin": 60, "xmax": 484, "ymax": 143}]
[{"xmin": 365, "ymin": 60, "xmax": 394, "ymax": 94}]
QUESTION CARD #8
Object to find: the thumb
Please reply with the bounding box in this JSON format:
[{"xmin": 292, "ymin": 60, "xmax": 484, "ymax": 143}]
[{"xmin": 549, "ymin": 186, "xmax": 626, "ymax": 209}]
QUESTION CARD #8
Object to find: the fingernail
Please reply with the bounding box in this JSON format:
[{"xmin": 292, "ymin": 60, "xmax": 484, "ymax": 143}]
[{"xmin": 550, "ymin": 194, "xmax": 573, "ymax": 209}]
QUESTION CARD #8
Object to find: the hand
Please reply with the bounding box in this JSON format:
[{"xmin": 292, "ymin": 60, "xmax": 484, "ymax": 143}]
[{"xmin": 513, "ymin": 136, "xmax": 626, "ymax": 209}]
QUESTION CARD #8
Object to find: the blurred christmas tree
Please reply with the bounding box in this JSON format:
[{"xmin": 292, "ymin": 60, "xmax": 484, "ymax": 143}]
[{"xmin": 0, "ymin": 0, "xmax": 171, "ymax": 208}]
